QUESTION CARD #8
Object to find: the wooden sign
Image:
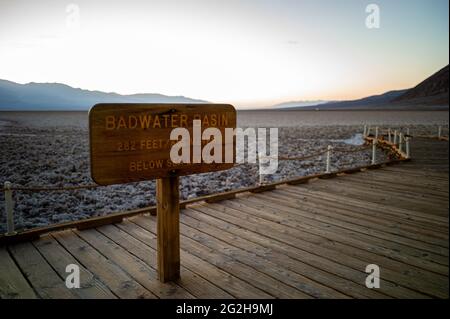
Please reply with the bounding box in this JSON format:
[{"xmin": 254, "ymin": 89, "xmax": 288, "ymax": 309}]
[{"xmin": 89, "ymin": 103, "xmax": 236, "ymax": 185}]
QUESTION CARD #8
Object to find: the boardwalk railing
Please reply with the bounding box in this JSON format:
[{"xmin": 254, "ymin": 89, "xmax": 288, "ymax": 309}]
[{"xmin": 2, "ymin": 124, "xmax": 445, "ymax": 242}]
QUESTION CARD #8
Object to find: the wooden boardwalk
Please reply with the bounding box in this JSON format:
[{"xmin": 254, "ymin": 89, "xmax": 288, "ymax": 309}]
[{"xmin": 0, "ymin": 138, "xmax": 448, "ymax": 299}]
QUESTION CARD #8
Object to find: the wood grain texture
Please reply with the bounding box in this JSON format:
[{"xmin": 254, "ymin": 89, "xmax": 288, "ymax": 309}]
[
  {"xmin": 0, "ymin": 247, "xmax": 37, "ymax": 299},
  {"xmin": 157, "ymin": 175, "xmax": 181, "ymax": 282},
  {"xmin": 89, "ymin": 103, "xmax": 236, "ymax": 185}
]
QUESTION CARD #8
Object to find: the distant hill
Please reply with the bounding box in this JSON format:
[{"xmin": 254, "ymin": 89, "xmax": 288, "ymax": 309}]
[
  {"xmin": 271, "ymin": 100, "xmax": 329, "ymax": 109},
  {"xmin": 2, "ymin": 64, "xmax": 449, "ymax": 111},
  {"xmin": 298, "ymin": 89, "xmax": 408, "ymax": 110},
  {"xmin": 0, "ymin": 79, "xmax": 208, "ymax": 110},
  {"xmin": 393, "ymin": 65, "xmax": 448, "ymax": 105},
  {"xmin": 282, "ymin": 64, "xmax": 449, "ymax": 111}
]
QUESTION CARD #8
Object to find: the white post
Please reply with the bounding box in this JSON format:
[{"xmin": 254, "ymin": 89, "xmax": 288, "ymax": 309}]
[
  {"xmin": 367, "ymin": 126, "xmax": 371, "ymax": 137},
  {"xmin": 326, "ymin": 145, "xmax": 332, "ymax": 174},
  {"xmin": 406, "ymin": 137, "xmax": 410, "ymax": 159},
  {"xmin": 375, "ymin": 126, "xmax": 379, "ymax": 139},
  {"xmin": 363, "ymin": 125, "xmax": 367, "ymax": 137},
  {"xmin": 258, "ymin": 154, "xmax": 264, "ymax": 185},
  {"xmin": 388, "ymin": 128, "xmax": 392, "ymax": 143},
  {"xmin": 438, "ymin": 126, "xmax": 442, "ymax": 139},
  {"xmin": 4, "ymin": 181, "xmax": 15, "ymax": 235},
  {"xmin": 371, "ymin": 139, "xmax": 377, "ymax": 165},
  {"xmin": 399, "ymin": 133, "xmax": 403, "ymax": 153},
  {"xmin": 406, "ymin": 128, "xmax": 410, "ymax": 136},
  {"xmin": 393, "ymin": 130, "xmax": 398, "ymax": 145}
]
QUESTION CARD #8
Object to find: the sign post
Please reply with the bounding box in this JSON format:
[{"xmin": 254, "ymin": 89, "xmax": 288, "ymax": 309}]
[
  {"xmin": 89, "ymin": 103, "xmax": 236, "ymax": 282},
  {"xmin": 157, "ymin": 173, "xmax": 180, "ymax": 282}
]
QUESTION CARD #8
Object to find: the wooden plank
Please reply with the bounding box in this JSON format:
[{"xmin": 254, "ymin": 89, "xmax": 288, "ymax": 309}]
[
  {"xmin": 228, "ymin": 194, "xmax": 448, "ymax": 281},
  {"xmin": 33, "ymin": 235, "xmax": 116, "ymax": 299},
  {"xmin": 214, "ymin": 194, "xmax": 446, "ymax": 298},
  {"xmin": 266, "ymin": 189, "xmax": 449, "ymax": 248},
  {"xmin": 349, "ymin": 172, "xmax": 449, "ymax": 192},
  {"xmin": 8, "ymin": 242, "xmax": 76, "ymax": 299},
  {"xmin": 146, "ymin": 216, "xmax": 313, "ymax": 298},
  {"xmin": 249, "ymin": 184, "xmax": 277, "ymax": 193},
  {"xmin": 0, "ymin": 247, "xmax": 37, "ymax": 299},
  {"xmin": 303, "ymin": 179, "xmax": 448, "ymax": 217},
  {"xmin": 279, "ymin": 184, "xmax": 448, "ymax": 233},
  {"xmin": 75, "ymin": 228, "xmax": 193, "ymax": 298},
  {"xmin": 340, "ymin": 172, "xmax": 449, "ymax": 196},
  {"xmin": 157, "ymin": 175, "xmax": 180, "ymax": 282},
  {"xmin": 97, "ymin": 224, "xmax": 233, "ymax": 299},
  {"xmin": 381, "ymin": 168, "xmax": 447, "ymax": 178},
  {"xmin": 132, "ymin": 216, "xmax": 302, "ymax": 298},
  {"xmin": 380, "ymin": 167, "xmax": 449, "ymax": 179},
  {"xmin": 179, "ymin": 210, "xmax": 387, "ymax": 298},
  {"xmin": 0, "ymin": 206, "xmax": 156, "ymax": 246},
  {"xmin": 317, "ymin": 177, "xmax": 448, "ymax": 209},
  {"xmin": 117, "ymin": 219, "xmax": 270, "ymax": 298},
  {"xmin": 189, "ymin": 203, "xmax": 428, "ymax": 298},
  {"xmin": 53, "ymin": 230, "xmax": 156, "ymax": 299},
  {"xmin": 232, "ymin": 194, "xmax": 449, "ymax": 278},
  {"xmin": 176, "ymin": 215, "xmax": 348, "ymax": 298},
  {"xmin": 348, "ymin": 167, "xmax": 449, "ymax": 186},
  {"xmin": 278, "ymin": 187, "xmax": 448, "ymax": 240},
  {"xmin": 323, "ymin": 178, "xmax": 449, "ymax": 207},
  {"xmin": 89, "ymin": 103, "xmax": 236, "ymax": 185},
  {"xmin": 283, "ymin": 184, "xmax": 448, "ymax": 226},
  {"xmin": 237, "ymin": 193, "xmax": 448, "ymax": 269},
  {"xmin": 205, "ymin": 199, "xmax": 445, "ymax": 298},
  {"xmin": 204, "ymin": 193, "xmax": 236, "ymax": 203}
]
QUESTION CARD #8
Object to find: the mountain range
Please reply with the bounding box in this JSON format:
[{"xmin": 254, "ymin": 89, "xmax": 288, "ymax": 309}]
[
  {"xmin": 0, "ymin": 80, "xmax": 207, "ymax": 110},
  {"xmin": 393, "ymin": 65, "xmax": 449, "ymax": 105},
  {"xmin": 297, "ymin": 89, "xmax": 408, "ymax": 110},
  {"xmin": 294, "ymin": 65, "xmax": 449, "ymax": 110},
  {"xmin": 271, "ymin": 100, "xmax": 329, "ymax": 109},
  {"xmin": 0, "ymin": 64, "xmax": 448, "ymax": 111}
]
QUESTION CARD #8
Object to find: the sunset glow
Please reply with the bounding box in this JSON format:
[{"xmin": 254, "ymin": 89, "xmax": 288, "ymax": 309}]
[{"xmin": 0, "ymin": 0, "xmax": 448, "ymax": 108}]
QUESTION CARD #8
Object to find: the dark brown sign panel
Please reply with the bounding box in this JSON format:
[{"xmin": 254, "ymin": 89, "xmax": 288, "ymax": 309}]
[{"xmin": 89, "ymin": 103, "xmax": 236, "ymax": 185}]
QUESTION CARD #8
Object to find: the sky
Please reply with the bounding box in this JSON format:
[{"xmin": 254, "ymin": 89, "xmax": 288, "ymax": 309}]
[{"xmin": 0, "ymin": 0, "xmax": 448, "ymax": 108}]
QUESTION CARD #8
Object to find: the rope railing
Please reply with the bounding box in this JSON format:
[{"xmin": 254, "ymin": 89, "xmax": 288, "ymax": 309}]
[
  {"xmin": 257, "ymin": 144, "xmax": 372, "ymax": 161},
  {"xmin": 0, "ymin": 184, "xmax": 99, "ymax": 192},
  {"xmin": 363, "ymin": 125, "xmax": 412, "ymax": 160},
  {"xmin": 258, "ymin": 148, "xmax": 328, "ymax": 162},
  {"xmin": 414, "ymin": 125, "xmax": 449, "ymax": 141},
  {"xmin": 257, "ymin": 141, "xmax": 380, "ymax": 184},
  {"xmin": 332, "ymin": 145, "xmax": 372, "ymax": 153},
  {"xmin": 0, "ymin": 145, "xmax": 370, "ymax": 192},
  {"xmin": 364, "ymin": 124, "xmax": 449, "ymax": 141},
  {"xmin": 0, "ymin": 126, "xmax": 408, "ymax": 235}
]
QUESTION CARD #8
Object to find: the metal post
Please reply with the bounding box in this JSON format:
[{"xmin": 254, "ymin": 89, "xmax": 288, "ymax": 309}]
[
  {"xmin": 375, "ymin": 126, "xmax": 379, "ymax": 139},
  {"xmin": 367, "ymin": 126, "xmax": 371, "ymax": 137},
  {"xmin": 438, "ymin": 126, "xmax": 442, "ymax": 139},
  {"xmin": 326, "ymin": 145, "xmax": 332, "ymax": 174},
  {"xmin": 399, "ymin": 133, "xmax": 403, "ymax": 153},
  {"xmin": 388, "ymin": 128, "xmax": 392, "ymax": 143},
  {"xmin": 393, "ymin": 130, "xmax": 398, "ymax": 145},
  {"xmin": 406, "ymin": 128, "xmax": 410, "ymax": 136},
  {"xmin": 363, "ymin": 125, "xmax": 367, "ymax": 137},
  {"xmin": 4, "ymin": 181, "xmax": 15, "ymax": 236},
  {"xmin": 371, "ymin": 139, "xmax": 377, "ymax": 165},
  {"xmin": 406, "ymin": 137, "xmax": 410, "ymax": 159}
]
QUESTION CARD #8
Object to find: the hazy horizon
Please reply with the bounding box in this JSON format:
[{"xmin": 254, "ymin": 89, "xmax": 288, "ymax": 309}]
[{"xmin": 0, "ymin": 0, "xmax": 448, "ymax": 108}]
